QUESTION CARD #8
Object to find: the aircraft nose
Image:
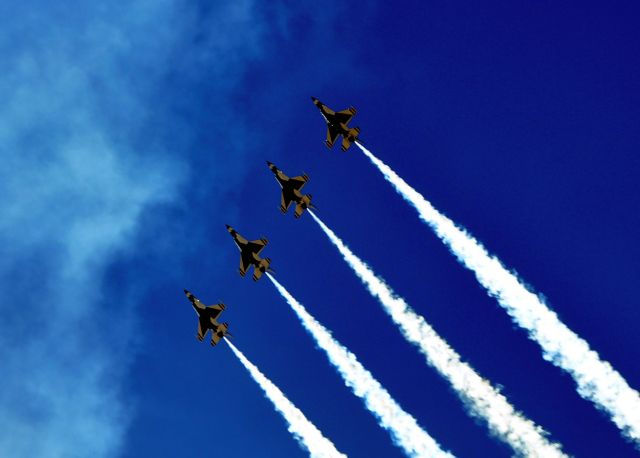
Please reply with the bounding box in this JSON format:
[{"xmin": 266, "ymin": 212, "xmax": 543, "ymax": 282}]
[
  {"xmin": 266, "ymin": 161, "xmax": 273, "ymax": 166},
  {"xmin": 311, "ymin": 96, "xmax": 318, "ymax": 102},
  {"xmin": 225, "ymin": 224, "xmax": 231, "ymax": 229}
]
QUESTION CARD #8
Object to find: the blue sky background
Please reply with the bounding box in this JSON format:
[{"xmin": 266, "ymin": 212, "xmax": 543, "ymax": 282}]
[{"xmin": 1, "ymin": 1, "xmax": 639, "ymax": 457}]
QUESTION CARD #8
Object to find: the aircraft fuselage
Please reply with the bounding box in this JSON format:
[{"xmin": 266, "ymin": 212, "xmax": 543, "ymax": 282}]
[
  {"xmin": 322, "ymin": 111, "xmax": 350, "ymax": 134},
  {"xmin": 236, "ymin": 241, "xmax": 262, "ymax": 268},
  {"xmin": 278, "ymin": 178, "xmax": 304, "ymax": 203}
]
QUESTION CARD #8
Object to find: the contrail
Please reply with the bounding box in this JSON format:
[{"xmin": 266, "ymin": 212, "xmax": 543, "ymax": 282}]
[
  {"xmin": 267, "ymin": 274, "xmax": 454, "ymax": 458},
  {"xmin": 308, "ymin": 210, "xmax": 565, "ymax": 457},
  {"xmin": 225, "ymin": 339, "xmax": 346, "ymax": 458},
  {"xmin": 356, "ymin": 142, "xmax": 640, "ymax": 446}
]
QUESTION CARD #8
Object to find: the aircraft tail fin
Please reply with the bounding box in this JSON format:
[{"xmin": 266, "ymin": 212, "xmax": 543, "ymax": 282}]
[
  {"xmin": 253, "ymin": 257, "xmax": 272, "ymax": 281},
  {"xmin": 341, "ymin": 137, "xmax": 352, "ymax": 152},
  {"xmin": 211, "ymin": 323, "xmax": 231, "ymax": 346},
  {"xmin": 294, "ymin": 194, "xmax": 314, "ymax": 218},
  {"xmin": 340, "ymin": 128, "xmax": 360, "ymax": 151}
]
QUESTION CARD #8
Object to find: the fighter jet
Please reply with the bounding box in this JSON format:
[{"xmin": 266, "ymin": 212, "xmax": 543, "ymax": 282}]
[
  {"xmin": 311, "ymin": 97, "xmax": 361, "ymax": 151},
  {"xmin": 226, "ymin": 225, "xmax": 273, "ymax": 281},
  {"xmin": 267, "ymin": 161, "xmax": 316, "ymax": 218},
  {"xmin": 184, "ymin": 289, "xmax": 232, "ymax": 346}
]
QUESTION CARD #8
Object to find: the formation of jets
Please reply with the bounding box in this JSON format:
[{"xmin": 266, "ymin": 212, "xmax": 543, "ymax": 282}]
[{"xmin": 185, "ymin": 98, "xmax": 359, "ymax": 346}]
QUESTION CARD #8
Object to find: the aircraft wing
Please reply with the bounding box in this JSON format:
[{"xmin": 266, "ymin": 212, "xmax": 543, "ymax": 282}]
[
  {"xmin": 334, "ymin": 108, "xmax": 355, "ymax": 125},
  {"xmin": 205, "ymin": 305, "xmax": 224, "ymax": 322},
  {"xmin": 326, "ymin": 126, "xmax": 340, "ymax": 148},
  {"xmin": 289, "ymin": 175, "xmax": 308, "ymax": 191},
  {"xmin": 248, "ymin": 238, "xmax": 268, "ymax": 255},
  {"xmin": 281, "ymin": 192, "xmax": 294, "ymax": 213}
]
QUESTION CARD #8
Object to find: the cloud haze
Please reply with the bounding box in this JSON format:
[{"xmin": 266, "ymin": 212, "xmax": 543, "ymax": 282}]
[{"xmin": 0, "ymin": 1, "xmax": 271, "ymax": 456}]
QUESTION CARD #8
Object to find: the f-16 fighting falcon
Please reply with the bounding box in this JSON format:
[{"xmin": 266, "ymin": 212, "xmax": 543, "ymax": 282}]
[
  {"xmin": 184, "ymin": 289, "xmax": 232, "ymax": 346},
  {"xmin": 267, "ymin": 161, "xmax": 316, "ymax": 218},
  {"xmin": 311, "ymin": 96, "xmax": 361, "ymax": 151},
  {"xmin": 226, "ymin": 225, "xmax": 273, "ymax": 281}
]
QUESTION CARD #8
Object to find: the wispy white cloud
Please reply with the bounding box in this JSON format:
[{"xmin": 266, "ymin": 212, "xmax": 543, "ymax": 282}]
[{"xmin": 0, "ymin": 1, "xmax": 272, "ymax": 456}]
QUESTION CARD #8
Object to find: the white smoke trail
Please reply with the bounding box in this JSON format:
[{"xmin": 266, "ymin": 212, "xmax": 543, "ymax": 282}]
[
  {"xmin": 308, "ymin": 210, "xmax": 565, "ymax": 457},
  {"xmin": 356, "ymin": 142, "xmax": 640, "ymax": 446},
  {"xmin": 225, "ymin": 339, "xmax": 346, "ymax": 458},
  {"xmin": 267, "ymin": 274, "xmax": 454, "ymax": 458}
]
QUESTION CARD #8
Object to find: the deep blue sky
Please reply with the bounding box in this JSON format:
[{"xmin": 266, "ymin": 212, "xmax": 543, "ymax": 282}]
[{"xmin": 1, "ymin": 1, "xmax": 639, "ymax": 457}]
